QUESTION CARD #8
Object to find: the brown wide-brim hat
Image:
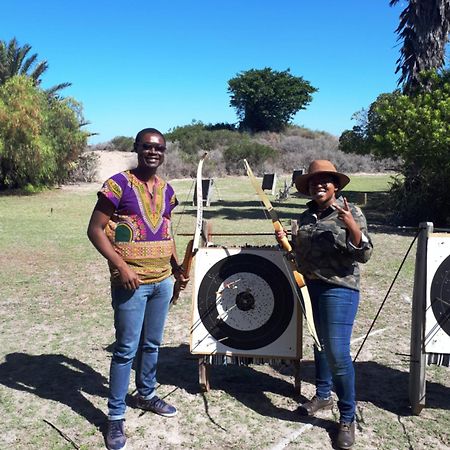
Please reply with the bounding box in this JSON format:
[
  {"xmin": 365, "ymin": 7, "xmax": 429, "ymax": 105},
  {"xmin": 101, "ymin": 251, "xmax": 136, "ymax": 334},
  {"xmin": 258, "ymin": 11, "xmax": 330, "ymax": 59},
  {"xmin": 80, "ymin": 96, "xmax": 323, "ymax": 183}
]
[{"xmin": 295, "ymin": 160, "xmax": 350, "ymax": 195}]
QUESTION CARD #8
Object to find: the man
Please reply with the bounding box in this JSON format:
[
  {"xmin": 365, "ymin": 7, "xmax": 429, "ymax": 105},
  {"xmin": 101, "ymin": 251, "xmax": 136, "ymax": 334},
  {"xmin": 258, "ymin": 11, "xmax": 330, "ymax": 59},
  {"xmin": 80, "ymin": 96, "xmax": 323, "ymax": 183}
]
[{"xmin": 87, "ymin": 128, "xmax": 188, "ymax": 450}]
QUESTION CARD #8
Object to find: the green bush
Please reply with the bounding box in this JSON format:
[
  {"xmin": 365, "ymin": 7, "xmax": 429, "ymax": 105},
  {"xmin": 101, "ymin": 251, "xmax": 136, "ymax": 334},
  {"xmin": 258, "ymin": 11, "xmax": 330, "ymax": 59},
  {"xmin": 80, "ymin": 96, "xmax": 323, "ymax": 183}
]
[
  {"xmin": 0, "ymin": 76, "xmax": 88, "ymax": 189},
  {"xmin": 339, "ymin": 70, "xmax": 450, "ymax": 226},
  {"xmin": 223, "ymin": 141, "xmax": 276, "ymax": 174},
  {"xmin": 111, "ymin": 136, "xmax": 134, "ymax": 152},
  {"xmin": 67, "ymin": 151, "xmax": 99, "ymax": 183},
  {"xmin": 166, "ymin": 121, "xmax": 241, "ymax": 157}
]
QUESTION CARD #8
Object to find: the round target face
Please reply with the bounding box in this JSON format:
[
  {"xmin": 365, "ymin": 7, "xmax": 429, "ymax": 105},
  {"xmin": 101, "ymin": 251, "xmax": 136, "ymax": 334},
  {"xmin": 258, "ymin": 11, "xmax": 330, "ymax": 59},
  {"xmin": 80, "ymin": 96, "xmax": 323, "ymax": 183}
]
[
  {"xmin": 430, "ymin": 254, "xmax": 450, "ymax": 336},
  {"xmin": 197, "ymin": 253, "xmax": 294, "ymax": 350}
]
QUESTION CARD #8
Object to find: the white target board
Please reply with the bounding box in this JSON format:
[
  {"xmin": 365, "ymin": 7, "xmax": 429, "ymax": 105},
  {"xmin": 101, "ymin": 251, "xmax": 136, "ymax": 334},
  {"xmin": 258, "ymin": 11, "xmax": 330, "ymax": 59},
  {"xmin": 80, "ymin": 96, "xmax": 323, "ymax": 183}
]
[
  {"xmin": 190, "ymin": 247, "xmax": 301, "ymax": 358},
  {"xmin": 425, "ymin": 234, "xmax": 450, "ymax": 353}
]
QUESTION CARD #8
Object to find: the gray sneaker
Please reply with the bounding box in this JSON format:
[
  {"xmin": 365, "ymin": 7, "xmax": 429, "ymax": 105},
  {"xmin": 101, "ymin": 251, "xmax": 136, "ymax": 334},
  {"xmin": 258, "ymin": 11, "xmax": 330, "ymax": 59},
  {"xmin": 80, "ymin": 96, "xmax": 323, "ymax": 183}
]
[
  {"xmin": 105, "ymin": 419, "xmax": 127, "ymax": 450},
  {"xmin": 135, "ymin": 395, "xmax": 177, "ymax": 417}
]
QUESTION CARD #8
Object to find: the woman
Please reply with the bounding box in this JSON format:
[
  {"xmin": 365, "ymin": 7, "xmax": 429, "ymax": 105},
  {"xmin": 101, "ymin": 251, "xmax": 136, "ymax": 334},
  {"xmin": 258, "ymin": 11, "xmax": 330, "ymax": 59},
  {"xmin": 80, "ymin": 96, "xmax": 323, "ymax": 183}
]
[{"xmin": 278, "ymin": 160, "xmax": 372, "ymax": 449}]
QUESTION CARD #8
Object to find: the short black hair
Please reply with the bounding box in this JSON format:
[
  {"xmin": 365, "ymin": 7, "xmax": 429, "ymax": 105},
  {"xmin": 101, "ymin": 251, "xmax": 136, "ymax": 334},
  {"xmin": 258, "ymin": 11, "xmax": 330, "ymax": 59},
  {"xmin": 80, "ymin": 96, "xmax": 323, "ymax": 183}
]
[{"xmin": 134, "ymin": 128, "xmax": 166, "ymax": 145}]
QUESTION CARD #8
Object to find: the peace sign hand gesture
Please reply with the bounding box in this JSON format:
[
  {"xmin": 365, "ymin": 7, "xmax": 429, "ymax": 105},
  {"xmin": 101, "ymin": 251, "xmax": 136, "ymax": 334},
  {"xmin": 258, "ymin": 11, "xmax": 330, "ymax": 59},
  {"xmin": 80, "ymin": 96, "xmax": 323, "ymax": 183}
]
[
  {"xmin": 333, "ymin": 197, "xmax": 355, "ymax": 227},
  {"xmin": 333, "ymin": 197, "xmax": 362, "ymax": 247}
]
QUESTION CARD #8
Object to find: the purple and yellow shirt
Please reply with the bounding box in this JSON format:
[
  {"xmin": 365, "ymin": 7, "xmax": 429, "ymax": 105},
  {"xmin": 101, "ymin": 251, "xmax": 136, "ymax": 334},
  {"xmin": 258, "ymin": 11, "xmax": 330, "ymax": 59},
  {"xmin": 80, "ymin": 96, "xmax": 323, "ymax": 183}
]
[{"xmin": 98, "ymin": 170, "xmax": 178, "ymax": 285}]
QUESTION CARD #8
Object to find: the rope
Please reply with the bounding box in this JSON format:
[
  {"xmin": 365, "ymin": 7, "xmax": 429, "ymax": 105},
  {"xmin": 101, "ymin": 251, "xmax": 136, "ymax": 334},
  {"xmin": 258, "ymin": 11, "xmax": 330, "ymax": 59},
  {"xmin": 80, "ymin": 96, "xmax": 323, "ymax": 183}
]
[
  {"xmin": 353, "ymin": 228, "xmax": 420, "ymax": 363},
  {"xmin": 172, "ymin": 178, "xmax": 195, "ymax": 236}
]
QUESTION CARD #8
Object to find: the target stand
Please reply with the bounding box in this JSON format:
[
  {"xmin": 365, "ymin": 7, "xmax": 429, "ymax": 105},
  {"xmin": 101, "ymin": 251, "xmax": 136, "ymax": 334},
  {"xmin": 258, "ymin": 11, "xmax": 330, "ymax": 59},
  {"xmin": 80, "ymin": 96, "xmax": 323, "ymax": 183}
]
[
  {"xmin": 410, "ymin": 222, "xmax": 450, "ymax": 414},
  {"xmin": 190, "ymin": 242, "xmax": 302, "ymax": 392}
]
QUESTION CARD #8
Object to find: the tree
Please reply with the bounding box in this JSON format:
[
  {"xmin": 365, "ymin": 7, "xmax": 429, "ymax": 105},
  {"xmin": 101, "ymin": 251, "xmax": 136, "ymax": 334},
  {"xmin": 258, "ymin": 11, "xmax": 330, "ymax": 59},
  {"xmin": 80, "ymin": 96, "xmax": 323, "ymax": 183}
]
[
  {"xmin": 339, "ymin": 1, "xmax": 450, "ymax": 224},
  {"xmin": 339, "ymin": 70, "xmax": 450, "ymax": 225},
  {"xmin": 390, "ymin": 0, "xmax": 450, "ymax": 93},
  {"xmin": 111, "ymin": 136, "xmax": 134, "ymax": 152},
  {"xmin": 228, "ymin": 68, "xmax": 317, "ymax": 132},
  {"xmin": 223, "ymin": 141, "xmax": 276, "ymax": 174},
  {"xmin": 166, "ymin": 121, "xmax": 240, "ymax": 156},
  {"xmin": 0, "ymin": 76, "xmax": 88, "ymax": 190},
  {"xmin": 0, "ymin": 37, "xmax": 71, "ymax": 97}
]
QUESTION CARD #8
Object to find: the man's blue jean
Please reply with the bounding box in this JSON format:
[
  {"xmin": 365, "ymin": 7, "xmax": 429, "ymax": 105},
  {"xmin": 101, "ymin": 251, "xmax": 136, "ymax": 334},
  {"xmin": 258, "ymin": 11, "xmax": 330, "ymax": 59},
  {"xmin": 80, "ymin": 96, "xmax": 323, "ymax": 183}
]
[
  {"xmin": 307, "ymin": 280, "xmax": 359, "ymax": 423},
  {"xmin": 108, "ymin": 277, "xmax": 173, "ymax": 420}
]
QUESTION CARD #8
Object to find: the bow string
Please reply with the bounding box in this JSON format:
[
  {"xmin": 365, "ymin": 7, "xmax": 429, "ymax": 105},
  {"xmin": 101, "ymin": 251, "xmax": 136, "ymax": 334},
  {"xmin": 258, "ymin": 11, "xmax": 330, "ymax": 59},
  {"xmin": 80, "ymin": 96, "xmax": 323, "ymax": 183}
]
[
  {"xmin": 243, "ymin": 159, "xmax": 322, "ymax": 350},
  {"xmin": 171, "ymin": 152, "xmax": 208, "ymax": 304}
]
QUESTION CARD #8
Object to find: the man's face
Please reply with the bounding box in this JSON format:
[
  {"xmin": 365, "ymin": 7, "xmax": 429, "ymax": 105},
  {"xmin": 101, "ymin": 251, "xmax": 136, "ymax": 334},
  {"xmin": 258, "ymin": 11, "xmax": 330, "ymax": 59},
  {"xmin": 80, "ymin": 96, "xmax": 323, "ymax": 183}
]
[{"xmin": 135, "ymin": 132, "xmax": 166, "ymax": 170}]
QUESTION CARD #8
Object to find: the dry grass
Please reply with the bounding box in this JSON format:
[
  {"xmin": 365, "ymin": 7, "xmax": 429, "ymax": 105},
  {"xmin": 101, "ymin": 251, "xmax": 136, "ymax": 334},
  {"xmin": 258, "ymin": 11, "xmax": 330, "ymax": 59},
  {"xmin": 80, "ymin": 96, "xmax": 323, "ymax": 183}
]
[{"xmin": 0, "ymin": 176, "xmax": 448, "ymax": 450}]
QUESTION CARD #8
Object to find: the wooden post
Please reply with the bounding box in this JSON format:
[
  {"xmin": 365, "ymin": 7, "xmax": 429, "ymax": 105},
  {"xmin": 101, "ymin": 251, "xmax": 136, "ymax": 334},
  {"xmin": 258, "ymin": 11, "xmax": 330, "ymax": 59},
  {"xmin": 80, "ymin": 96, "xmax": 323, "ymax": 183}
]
[
  {"xmin": 409, "ymin": 222, "xmax": 433, "ymax": 414},
  {"xmin": 198, "ymin": 357, "xmax": 210, "ymax": 392},
  {"xmin": 197, "ymin": 226, "xmax": 211, "ymax": 391},
  {"xmin": 356, "ymin": 192, "xmax": 368, "ymax": 206},
  {"xmin": 293, "ymin": 360, "xmax": 301, "ymax": 396},
  {"xmin": 291, "ymin": 219, "xmax": 302, "ymax": 395}
]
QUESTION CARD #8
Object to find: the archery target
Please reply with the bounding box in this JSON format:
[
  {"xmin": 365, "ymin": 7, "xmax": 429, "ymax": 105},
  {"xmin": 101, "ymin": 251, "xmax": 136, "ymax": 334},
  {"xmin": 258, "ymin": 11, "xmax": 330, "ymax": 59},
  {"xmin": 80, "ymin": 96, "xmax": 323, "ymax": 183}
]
[
  {"xmin": 190, "ymin": 247, "xmax": 301, "ymax": 358},
  {"xmin": 425, "ymin": 234, "xmax": 450, "ymax": 353}
]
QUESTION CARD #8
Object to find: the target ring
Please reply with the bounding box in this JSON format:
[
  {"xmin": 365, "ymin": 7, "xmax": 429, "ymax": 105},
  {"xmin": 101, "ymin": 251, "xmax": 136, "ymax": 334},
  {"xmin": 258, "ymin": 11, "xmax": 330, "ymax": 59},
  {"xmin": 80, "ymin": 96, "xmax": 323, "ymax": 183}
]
[
  {"xmin": 430, "ymin": 255, "xmax": 450, "ymax": 336},
  {"xmin": 197, "ymin": 253, "xmax": 294, "ymax": 350}
]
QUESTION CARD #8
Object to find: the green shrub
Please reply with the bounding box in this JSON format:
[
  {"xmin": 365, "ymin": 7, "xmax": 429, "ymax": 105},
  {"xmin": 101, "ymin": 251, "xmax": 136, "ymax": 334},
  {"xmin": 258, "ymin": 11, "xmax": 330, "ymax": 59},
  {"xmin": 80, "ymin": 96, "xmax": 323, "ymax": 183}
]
[
  {"xmin": 166, "ymin": 121, "xmax": 241, "ymax": 156},
  {"xmin": 110, "ymin": 136, "xmax": 134, "ymax": 152},
  {"xmin": 67, "ymin": 151, "xmax": 99, "ymax": 183},
  {"xmin": 223, "ymin": 141, "xmax": 276, "ymax": 174},
  {"xmin": 0, "ymin": 76, "xmax": 88, "ymax": 190}
]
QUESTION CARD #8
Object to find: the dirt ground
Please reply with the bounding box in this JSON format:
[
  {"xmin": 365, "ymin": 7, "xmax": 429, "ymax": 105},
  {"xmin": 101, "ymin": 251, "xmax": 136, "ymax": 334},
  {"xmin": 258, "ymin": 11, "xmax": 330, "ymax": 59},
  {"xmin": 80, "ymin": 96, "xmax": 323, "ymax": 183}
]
[
  {"xmin": 1, "ymin": 153, "xmax": 449, "ymax": 450},
  {"xmin": 92, "ymin": 150, "xmax": 138, "ymax": 182}
]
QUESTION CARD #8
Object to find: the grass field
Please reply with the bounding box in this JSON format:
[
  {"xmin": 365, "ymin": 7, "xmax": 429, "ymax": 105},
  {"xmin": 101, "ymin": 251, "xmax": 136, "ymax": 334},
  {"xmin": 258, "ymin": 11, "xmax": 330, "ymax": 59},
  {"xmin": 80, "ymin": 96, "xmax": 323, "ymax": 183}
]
[{"xmin": 0, "ymin": 174, "xmax": 448, "ymax": 449}]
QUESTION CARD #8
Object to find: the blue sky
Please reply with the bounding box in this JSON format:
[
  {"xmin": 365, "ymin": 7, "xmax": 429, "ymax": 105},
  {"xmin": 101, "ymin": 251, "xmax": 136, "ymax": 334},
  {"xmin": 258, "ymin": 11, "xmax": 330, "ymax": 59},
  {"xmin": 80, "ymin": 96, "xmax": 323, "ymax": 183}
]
[{"xmin": 2, "ymin": 1, "xmax": 406, "ymax": 144}]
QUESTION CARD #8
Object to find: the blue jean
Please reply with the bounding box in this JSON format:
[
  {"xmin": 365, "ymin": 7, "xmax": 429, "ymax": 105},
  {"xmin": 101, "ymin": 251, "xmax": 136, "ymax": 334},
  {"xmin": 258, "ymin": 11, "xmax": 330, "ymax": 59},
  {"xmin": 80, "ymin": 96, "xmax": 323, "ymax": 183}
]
[
  {"xmin": 108, "ymin": 277, "xmax": 173, "ymax": 420},
  {"xmin": 307, "ymin": 280, "xmax": 359, "ymax": 423}
]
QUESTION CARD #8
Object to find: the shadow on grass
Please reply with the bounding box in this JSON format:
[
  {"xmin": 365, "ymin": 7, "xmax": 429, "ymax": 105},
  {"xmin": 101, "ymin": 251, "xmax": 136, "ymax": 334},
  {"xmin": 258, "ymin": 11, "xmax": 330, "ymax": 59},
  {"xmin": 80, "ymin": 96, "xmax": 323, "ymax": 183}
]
[
  {"xmin": 0, "ymin": 352, "xmax": 108, "ymax": 427},
  {"xmin": 3, "ymin": 347, "xmax": 447, "ymax": 438},
  {"xmin": 156, "ymin": 344, "xmax": 332, "ymax": 428},
  {"xmin": 275, "ymin": 358, "xmax": 450, "ymax": 415},
  {"xmin": 157, "ymin": 345, "xmax": 449, "ymax": 422},
  {"xmin": 178, "ymin": 191, "xmax": 401, "ymax": 229},
  {"xmin": 356, "ymin": 360, "xmax": 450, "ymax": 414},
  {"xmin": 179, "ymin": 200, "xmax": 303, "ymax": 222}
]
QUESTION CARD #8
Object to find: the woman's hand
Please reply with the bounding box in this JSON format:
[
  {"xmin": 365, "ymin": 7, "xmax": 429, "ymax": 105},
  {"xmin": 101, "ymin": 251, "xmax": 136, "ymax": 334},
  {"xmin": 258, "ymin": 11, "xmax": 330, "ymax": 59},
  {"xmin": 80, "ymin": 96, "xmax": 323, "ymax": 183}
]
[
  {"xmin": 275, "ymin": 228, "xmax": 287, "ymax": 241},
  {"xmin": 333, "ymin": 198, "xmax": 356, "ymax": 227},
  {"xmin": 333, "ymin": 197, "xmax": 362, "ymax": 246}
]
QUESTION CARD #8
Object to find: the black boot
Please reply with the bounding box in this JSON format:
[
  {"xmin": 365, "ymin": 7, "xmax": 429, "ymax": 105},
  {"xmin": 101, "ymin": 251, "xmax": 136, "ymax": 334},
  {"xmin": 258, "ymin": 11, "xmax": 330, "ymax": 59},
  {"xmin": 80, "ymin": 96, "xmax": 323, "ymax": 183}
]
[{"xmin": 336, "ymin": 421, "xmax": 355, "ymax": 449}]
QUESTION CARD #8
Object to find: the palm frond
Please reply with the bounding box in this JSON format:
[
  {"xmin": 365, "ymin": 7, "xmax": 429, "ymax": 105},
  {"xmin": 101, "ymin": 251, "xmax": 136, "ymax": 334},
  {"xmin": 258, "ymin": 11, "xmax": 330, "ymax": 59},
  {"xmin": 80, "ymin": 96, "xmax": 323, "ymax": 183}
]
[
  {"xmin": 45, "ymin": 82, "xmax": 72, "ymax": 98},
  {"xmin": 391, "ymin": 0, "xmax": 450, "ymax": 92},
  {"xmin": 30, "ymin": 61, "xmax": 49, "ymax": 84},
  {"xmin": 0, "ymin": 37, "xmax": 67, "ymax": 90}
]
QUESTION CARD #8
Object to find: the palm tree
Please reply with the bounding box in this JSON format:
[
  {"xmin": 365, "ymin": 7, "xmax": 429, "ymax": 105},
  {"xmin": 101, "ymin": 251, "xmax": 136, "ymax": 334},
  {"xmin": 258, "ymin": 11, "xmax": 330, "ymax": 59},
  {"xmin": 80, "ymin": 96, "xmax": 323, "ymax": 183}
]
[
  {"xmin": 0, "ymin": 37, "xmax": 71, "ymax": 96},
  {"xmin": 390, "ymin": 0, "xmax": 450, "ymax": 93}
]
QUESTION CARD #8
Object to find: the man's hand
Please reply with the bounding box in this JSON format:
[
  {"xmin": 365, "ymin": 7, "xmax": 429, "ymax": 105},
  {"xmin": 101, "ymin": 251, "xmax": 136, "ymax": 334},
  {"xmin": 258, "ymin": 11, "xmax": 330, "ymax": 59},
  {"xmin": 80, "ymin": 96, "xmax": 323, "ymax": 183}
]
[
  {"xmin": 118, "ymin": 265, "xmax": 141, "ymax": 290},
  {"xmin": 173, "ymin": 267, "xmax": 189, "ymax": 291}
]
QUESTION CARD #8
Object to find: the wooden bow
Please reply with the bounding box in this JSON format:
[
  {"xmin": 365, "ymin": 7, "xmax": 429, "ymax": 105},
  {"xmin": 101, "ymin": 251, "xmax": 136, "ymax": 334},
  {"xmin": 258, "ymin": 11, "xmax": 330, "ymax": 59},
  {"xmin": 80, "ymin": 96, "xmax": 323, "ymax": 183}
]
[
  {"xmin": 171, "ymin": 152, "xmax": 208, "ymax": 304},
  {"xmin": 243, "ymin": 159, "xmax": 322, "ymax": 350}
]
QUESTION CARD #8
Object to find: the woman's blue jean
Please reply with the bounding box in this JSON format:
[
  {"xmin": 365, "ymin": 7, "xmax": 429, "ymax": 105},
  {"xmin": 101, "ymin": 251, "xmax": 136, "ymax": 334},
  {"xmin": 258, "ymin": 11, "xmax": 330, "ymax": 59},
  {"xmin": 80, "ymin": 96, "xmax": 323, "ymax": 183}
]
[
  {"xmin": 308, "ymin": 280, "xmax": 359, "ymax": 423},
  {"xmin": 108, "ymin": 277, "xmax": 173, "ymax": 420}
]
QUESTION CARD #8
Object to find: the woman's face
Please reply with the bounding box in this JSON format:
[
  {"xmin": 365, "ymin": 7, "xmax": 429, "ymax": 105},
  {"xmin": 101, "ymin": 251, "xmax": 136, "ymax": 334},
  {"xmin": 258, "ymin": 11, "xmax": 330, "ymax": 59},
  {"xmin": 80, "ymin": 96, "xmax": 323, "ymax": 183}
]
[{"xmin": 308, "ymin": 174, "xmax": 338, "ymax": 207}]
